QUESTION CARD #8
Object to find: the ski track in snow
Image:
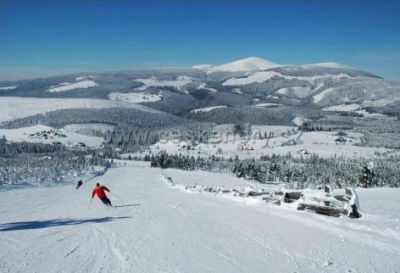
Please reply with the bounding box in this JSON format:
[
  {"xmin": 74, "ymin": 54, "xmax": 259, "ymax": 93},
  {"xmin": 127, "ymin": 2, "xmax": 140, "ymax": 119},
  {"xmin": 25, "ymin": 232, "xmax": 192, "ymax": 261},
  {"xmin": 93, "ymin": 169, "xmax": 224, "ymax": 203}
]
[{"xmin": 0, "ymin": 163, "xmax": 399, "ymax": 273}]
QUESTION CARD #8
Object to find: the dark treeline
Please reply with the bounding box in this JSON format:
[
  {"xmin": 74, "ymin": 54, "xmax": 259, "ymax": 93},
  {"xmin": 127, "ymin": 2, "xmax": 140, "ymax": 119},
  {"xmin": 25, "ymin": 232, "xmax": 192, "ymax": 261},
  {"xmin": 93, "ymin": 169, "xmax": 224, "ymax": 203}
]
[
  {"xmin": 0, "ymin": 153, "xmax": 111, "ymax": 187},
  {"xmin": 104, "ymin": 123, "xmax": 215, "ymax": 153},
  {"xmin": 1, "ymin": 108, "xmax": 186, "ymax": 130},
  {"xmin": 149, "ymin": 152, "xmax": 400, "ymax": 188},
  {"xmin": 188, "ymin": 105, "xmax": 322, "ymax": 126},
  {"xmin": 0, "ymin": 136, "xmax": 111, "ymax": 187},
  {"xmin": 0, "ymin": 136, "xmax": 66, "ymax": 157}
]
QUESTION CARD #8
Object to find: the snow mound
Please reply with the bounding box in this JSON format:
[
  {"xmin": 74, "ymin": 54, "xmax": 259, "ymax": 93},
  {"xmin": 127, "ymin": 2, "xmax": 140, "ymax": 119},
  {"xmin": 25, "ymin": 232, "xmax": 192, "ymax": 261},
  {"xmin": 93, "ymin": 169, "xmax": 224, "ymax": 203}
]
[
  {"xmin": 208, "ymin": 57, "xmax": 280, "ymax": 73},
  {"xmin": 48, "ymin": 80, "xmax": 98, "ymax": 92},
  {"xmin": 162, "ymin": 174, "xmax": 361, "ymax": 218}
]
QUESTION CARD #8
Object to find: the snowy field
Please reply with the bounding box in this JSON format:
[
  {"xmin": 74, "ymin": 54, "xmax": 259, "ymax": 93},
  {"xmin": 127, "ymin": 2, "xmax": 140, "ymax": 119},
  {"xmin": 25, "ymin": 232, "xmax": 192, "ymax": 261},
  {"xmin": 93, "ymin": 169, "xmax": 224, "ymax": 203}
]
[
  {"xmin": 0, "ymin": 162, "xmax": 399, "ymax": 273},
  {"xmin": 134, "ymin": 77, "xmax": 192, "ymax": 91},
  {"xmin": 108, "ymin": 92, "xmax": 163, "ymax": 103},
  {"xmin": 223, "ymin": 71, "xmax": 353, "ymax": 87},
  {"xmin": 150, "ymin": 125, "xmax": 391, "ymax": 159},
  {"xmin": 190, "ymin": 105, "xmax": 228, "ymax": 113},
  {"xmin": 0, "ymin": 85, "xmax": 17, "ymax": 91},
  {"xmin": 0, "ymin": 124, "xmax": 104, "ymax": 148},
  {"xmin": 0, "ymin": 97, "xmax": 159, "ymax": 122},
  {"xmin": 48, "ymin": 80, "xmax": 98, "ymax": 92}
]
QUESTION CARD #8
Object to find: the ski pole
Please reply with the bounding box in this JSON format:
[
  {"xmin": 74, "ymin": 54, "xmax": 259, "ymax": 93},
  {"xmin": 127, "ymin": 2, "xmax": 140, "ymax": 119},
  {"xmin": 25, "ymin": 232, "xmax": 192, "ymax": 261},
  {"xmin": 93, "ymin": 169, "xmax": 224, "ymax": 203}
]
[
  {"xmin": 88, "ymin": 198, "xmax": 93, "ymax": 209},
  {"xmin": 110, "ymin": 192, "xmax": 123, "ymax": 201}
]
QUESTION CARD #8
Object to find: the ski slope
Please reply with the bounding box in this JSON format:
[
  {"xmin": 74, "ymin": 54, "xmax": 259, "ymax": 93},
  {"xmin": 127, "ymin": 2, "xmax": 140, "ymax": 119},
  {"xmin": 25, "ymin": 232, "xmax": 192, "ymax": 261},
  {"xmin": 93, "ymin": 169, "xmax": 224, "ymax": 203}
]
[{"xmin": 1, "ymin": 163, "xmax": 399, "ymax": 273}]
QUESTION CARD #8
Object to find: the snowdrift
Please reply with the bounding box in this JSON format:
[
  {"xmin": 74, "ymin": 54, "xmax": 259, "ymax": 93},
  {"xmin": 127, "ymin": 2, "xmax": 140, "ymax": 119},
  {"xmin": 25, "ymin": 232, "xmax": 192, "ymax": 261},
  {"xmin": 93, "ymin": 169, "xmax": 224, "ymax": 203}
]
[{"xmin": 161, "ymin": 174, "xmax": 361, "ymax": 218}]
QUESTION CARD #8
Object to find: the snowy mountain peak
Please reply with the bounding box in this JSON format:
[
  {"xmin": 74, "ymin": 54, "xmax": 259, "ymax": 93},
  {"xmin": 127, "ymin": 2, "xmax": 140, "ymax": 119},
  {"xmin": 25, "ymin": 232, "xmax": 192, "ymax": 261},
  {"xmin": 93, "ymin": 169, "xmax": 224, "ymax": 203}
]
[{"xmin": 206, "ymin": 57, "xmax": 280, "ymax": 73}]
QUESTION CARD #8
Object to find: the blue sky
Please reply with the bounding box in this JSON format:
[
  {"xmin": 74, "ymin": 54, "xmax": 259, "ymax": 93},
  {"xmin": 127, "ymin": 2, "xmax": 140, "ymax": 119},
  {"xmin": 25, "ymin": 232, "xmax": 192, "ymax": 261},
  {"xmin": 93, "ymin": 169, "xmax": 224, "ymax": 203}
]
[{"xmin": 0, "ymin": 0, "xmax": 399, "ymax": 80}]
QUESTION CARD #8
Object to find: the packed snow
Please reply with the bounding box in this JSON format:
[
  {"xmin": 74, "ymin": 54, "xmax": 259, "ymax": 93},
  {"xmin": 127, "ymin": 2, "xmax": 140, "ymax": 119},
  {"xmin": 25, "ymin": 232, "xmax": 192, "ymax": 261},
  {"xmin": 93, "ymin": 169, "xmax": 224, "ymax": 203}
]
[
  {"xmin": 0, "ymin": 163, "xmax": 399, "ymax": 273},
  {"xmin": 207, "ymin": 57, "xmax": 280, "ymax": 73},
  {"xmin": 190, "ymin": 105, "xmax": 227, "ymax": 113},
  {"xmin": 0, "ymin": 97, "xmax": 158, "ymax": 123},
  {"xmin": 0, "ymin": 85, "xmax": 17, "ymax": 91},
  {"xmin": 48, "ymin": 80, "xmax": 98, "ymax": 92},
  {"xmin": 108, "ymin": 92, "xmax": 163, "ymax": 103}
]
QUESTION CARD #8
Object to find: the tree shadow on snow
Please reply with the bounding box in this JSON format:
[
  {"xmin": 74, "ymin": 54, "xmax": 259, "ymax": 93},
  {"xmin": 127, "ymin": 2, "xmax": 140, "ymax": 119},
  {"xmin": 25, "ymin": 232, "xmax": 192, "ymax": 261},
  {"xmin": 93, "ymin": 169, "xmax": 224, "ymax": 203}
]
[{"xmin": 0, "ymin": 216, "xmax": 131, "ymax": 232}]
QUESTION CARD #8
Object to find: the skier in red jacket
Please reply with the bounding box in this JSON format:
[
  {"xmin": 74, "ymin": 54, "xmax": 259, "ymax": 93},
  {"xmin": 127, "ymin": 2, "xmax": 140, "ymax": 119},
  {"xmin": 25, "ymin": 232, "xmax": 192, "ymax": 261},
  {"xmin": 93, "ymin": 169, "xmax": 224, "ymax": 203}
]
[{"xmin": 92, "ymin": 183, "xmax": 113, "ymax": 207}]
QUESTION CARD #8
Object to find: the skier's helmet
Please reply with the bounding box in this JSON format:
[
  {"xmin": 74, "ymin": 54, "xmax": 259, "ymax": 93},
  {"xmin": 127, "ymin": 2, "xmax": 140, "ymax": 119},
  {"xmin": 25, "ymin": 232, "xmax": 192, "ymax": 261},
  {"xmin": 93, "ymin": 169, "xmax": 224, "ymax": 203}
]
[{"xmin": 96, "ymin": 183, "xmax": 100, "ymax": 186}]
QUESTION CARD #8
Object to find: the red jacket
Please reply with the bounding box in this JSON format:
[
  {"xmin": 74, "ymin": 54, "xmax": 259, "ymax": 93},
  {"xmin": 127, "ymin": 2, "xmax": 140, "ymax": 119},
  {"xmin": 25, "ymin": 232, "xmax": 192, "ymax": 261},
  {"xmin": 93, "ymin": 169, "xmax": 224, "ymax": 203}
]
[{"xmin": 92, "ymin": 185, "xmax": 110, "ymax": 199}]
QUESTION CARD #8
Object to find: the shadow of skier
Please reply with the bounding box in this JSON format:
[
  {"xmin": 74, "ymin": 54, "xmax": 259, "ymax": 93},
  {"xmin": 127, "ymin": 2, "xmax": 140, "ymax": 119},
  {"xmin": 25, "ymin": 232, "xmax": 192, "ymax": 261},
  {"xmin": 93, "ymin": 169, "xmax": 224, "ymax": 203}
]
[
  {"xmin": 114, "ymin": 204, "xmax": 141, "ymax": 208},
  {"xmin": 0, "ymin": 216, "xmax": 131, "ymax": 232}
]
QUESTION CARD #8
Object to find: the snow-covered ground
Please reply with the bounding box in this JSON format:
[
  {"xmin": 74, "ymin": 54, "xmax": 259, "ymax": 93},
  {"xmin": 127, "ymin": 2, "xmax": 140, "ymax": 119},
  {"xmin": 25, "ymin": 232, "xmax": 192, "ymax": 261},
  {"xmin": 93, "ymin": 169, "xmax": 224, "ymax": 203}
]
[
  {"xmin": 207, "ymin": 57, "xmax": 280, "ymax": 73},
  {"xmin": 48, "ymin": 80, "xmax": 98, "ymax": 92},
  {"xmin": 253, "ymin": 102, "xmax": 280, "ymax": 108},
  {"xmin": 63, "ymin": 123, "xmax": 115, "ymax": 135},
  {"xmin": 223, "ymin": 71, "xmax": 353, "ymax": 87},
  {"xmin": 301, "ymin": 62, "xmax": 350, "ymax": 69},
  {"xmin": 190, "ymin": 105, "xmax": 227, "ymax": 113},
  {"xmin": 223, "ymin": 71, "xmax": 281, "ymax": 86},
  {"xmin": 0, "ymin": 97, "xmax": 158, "ymax": 123},
  {"xmin": 313, "ymin": 87, "xmax": 336, "ymax": 103},
  {"xmin": 135, "ymin": 77, "xmax": 192, "ymax": 91},
  {"xmin": 108, "ymin": 92, "xmax": 163, "ymax": 103},
  {"xmin": 324, "ymin": 103, "xmax": 361, "ymax": 112},
  {"xmin": 150, "ymin": 125, "xmax": 391, "ymax": 159},
  {"xmin": 76, "ymin": 76, "xmax": 95, "ymax": 81},
  {"xmin": 0, "ymin": 124, "xmax": 104, "ymax": 148},
  {"xmin": 0, "ymin": 163, "xmax": 399, "ymax": 273},
  {"xmin": 0, "ymin": 85, "xmax": 17, "ymax": 91},
  {"xmin": 197, "ymin": 83, "xmax": 217, "ymax": 93},
  {"xmin": 323, "ymin": 104, "xmax": 395, "ymax": 119}
]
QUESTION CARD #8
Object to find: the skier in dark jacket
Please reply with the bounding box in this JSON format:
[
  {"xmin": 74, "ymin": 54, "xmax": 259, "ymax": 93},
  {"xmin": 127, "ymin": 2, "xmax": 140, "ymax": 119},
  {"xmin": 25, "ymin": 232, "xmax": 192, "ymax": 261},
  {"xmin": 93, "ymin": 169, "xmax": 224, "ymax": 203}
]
[
  {"xmin": 92, "ymin": 183, "xmax": 113, "ymax": 207},
  {"xmin": 75, "ymin": 180, "xmax": 83, "ymax": 190}
]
